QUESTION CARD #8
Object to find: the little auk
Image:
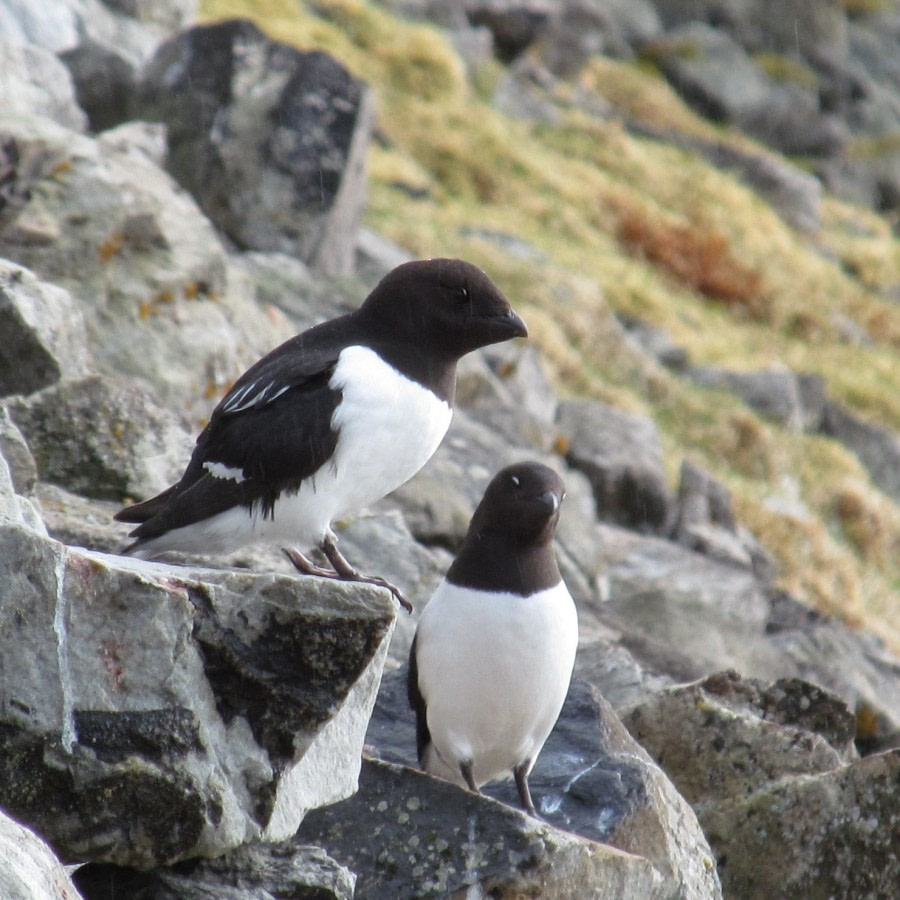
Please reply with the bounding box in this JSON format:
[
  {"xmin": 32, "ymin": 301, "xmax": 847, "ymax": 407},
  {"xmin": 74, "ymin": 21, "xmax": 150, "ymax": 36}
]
[
  {"xmin": 115, "ymin": 258, "xmax": 528, "ymax": 611},
  {"xmin": 408, "ymin": 461, "xmax": 578, "ymax": 814}
]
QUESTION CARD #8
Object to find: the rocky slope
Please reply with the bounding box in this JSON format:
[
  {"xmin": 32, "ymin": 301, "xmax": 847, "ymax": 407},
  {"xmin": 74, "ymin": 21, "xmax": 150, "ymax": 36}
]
[{"xmin": 0, "ymin": 1, "xmax": 899, "ymax": 898}]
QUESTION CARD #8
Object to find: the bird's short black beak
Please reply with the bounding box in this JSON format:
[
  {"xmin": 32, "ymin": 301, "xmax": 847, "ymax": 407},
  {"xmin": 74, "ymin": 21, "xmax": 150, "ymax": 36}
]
[
  {"xmin": 535, "ymin": 490, "xmax": 560, "ymax": 513},
  {"xmin": 505, "ymin": 309, "xmax": 528, "ymax": 339}
]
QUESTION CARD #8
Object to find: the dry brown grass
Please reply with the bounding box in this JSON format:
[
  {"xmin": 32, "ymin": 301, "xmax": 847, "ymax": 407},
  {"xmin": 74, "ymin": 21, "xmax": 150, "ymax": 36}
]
[{"xmin": 612, "ymin": 198, "xmax": 770, "ymax": 319}]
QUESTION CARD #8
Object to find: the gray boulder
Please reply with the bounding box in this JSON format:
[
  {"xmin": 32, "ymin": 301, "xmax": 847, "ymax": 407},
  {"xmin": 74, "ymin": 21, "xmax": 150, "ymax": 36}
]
[
  {"xmin": 0, "ymin": 260, "xmax": 91, "ymax": 398},
  {"xmin": 0, "ymin": 402, "xmax": 37, "ymax": 496},
  {"xmin": 135, "ymin": 19, "xmax": 375, "ymax": 275},
  {"xmin": 0, "ymin": 0, "xmax": 196, "ymax": 65},
  {"xmin": 0, "ymin": 811, "xmax": 83, "ymax": 900},
  {"xmin": 821, "ymin": 400, "xmax": 900, "ymax": 503},
  {"xmin": 59, "ymin": 39, "xmax": 138, "ymax": 133},
  {"xmin": 620, "ymin": 670, "xmax": 899, "ymax": 899},
  {"xmin": 465, "ymin": 0, "xmax": 554, "ymax": 61},
  {"xmin": 0, "ymin": 38, "xmax": 87, "ymax": 131},
  {"xmin": 0, "ymin": 525, "xmax": 396, "ymax": 868},
  {"xmin": 687, "ymin": 365, "xmax": 827, "ymax": 432},
  {"xmin": 556, "ymin": 398, "xmax": 671, "ymax": 532},
  {"xmin": 670, "ymin": 459, "xmax": 777, "ymax": 584},
  {"xmin": 619, "ymin": 671, "xmax": 858, "ymax": 807},
  {"xmin": 6, "ymin": 375, "xmax": 193, "ymax": 503},
  {"xmin": 74, "ymin": 844, "xmax": 355, "ymax": 900},
  {"xmin": 0, "ymin": 114, "xmax": 294, "ymax": 414},
  {"xmin": 302, "ymin": 757, "xmax": 672, "ymax": 899},
  {"xmin": 652, "ymin": 22, "xmax": 847, "ymax": 156},
  {"xmin": 704, "ymin": 748, "xmax": 900, "ymax": 899}
]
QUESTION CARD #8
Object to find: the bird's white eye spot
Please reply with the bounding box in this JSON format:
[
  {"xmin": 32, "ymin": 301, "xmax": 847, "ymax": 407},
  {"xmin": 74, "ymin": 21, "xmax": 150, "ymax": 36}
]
[{"xmin": 511, "ymin": 475, "xmax": 521, "ymax": 486}]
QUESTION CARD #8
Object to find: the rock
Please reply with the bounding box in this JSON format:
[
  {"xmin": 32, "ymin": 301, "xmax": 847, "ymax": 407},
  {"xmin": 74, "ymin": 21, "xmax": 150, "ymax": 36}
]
[
  {"xmin": 361, "ymin": 670, "xmax": 722, "ymax": 898},
  {"xmin": 619, "ymin": 671, "xmax": 858, "ymax": 808},
  {"xmin": 74, "ymin": 844, "xmax": 355, "ymax": 900},
  {"xmin": 135, "ymin": 19, "xmax": 375, "ymax": 275},
  {"xmin": 0, "ymin": 526, "xmax": 396, "ymax": 868},
  {"xmin": 0, "ymin": 0, "xmax": 197, "ymax": 65},
  {"xmin": 6, "ymin": 374, "xmax": 194, "ymax": 503},
  {"xmin": 0, "ymin": 0, "xmax": 80, "ymax": 52},
  {"xmin": 0, "ymin": 38, "xmax": 87, "ymax": 131},
  {"xmin": 303, "ymin": 755, "xmax": 676, "ymax": 899},
  {"xmin": 652, "ymin": 22, "xmax": 847, "ymax": 157},
  {"xmin": 0, "ymin": 442, "xmax": 45, "ymax": 533},
  {"xmin": 705, "ymin": 748, "xmax": 900, "ymax": 899},
  {"xmin": 619, "ymin": 670, "xmax": 900, "ymax": 897},
  {"xmin": 458, "ymin": 342, "xmax": 559, "ymax": 452},
  {"xmin": 617, "ymin": 313, "xmax": 690, "ymax": 370},
  {"xmin": 465, "ymin": 0, "xmax": 554, "ymax": 62},
  {"xmin": 577, "ymin": 524, "xmax": 782, "ymax": 680},
  {"xmin": 0, "ymin": 403, "xmax": 38, "ymax": 496},
  {"xmin": 0, "ymin": 113, "xmax": 293, "ymax": 414},
  {"xmin": 687, "ymin": 365, "xmax": 826, "ymax": 432},
  {"xmin": 35, "ymin": 482, "xmax": 129, "ymax": 554},
  {"xmin": 0, "ymin": 260, "xmax": 91, "ymax": 397},
  {"xmin": 538, "ymin": 0, "xmax": 662, "ymax": 74},
  {"xmin": 231, "ymin": 251, "xmax": 357, "ymax": 330},
  {"xmin": 556, "ymin": 398, "xmax": 671, "ymax": 532},
  {"xmin": 59, "ymin": 39, "xmax": 138, "ymax": 133},
  {"xmin": 698, "ymin": 141, "xmax": 823, "ymax": 233},
  {"xmin": 572, "ymin": 526, "xmax": 900, "ymax": 742},
  {"xmin": 0, "ymin": 810, "xmax": 83, "ymax": 900},
  {"xmin": 354, "ymin": 228, "xmax": 414, "ymax": 285},
  {"xmin": 670, "ymin": 459, "xmax": 777, "ymax": 585},
  {"xmin": 821, "ymin": 400, "xmax": 900, "ymax": 503}
]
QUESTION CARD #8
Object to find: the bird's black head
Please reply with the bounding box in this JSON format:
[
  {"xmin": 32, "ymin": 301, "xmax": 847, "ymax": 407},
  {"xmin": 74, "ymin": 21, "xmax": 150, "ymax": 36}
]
[
  {"xmin": 469, "ymin": 461, "xmax": 565, "ymax": 547},
  {"xmin": 360, "ymin": 258, "xmax": 528, "ymax": 362},
  {"xmin": 446, "ymin": 461, "xmax": 566, "ymax": 594}
]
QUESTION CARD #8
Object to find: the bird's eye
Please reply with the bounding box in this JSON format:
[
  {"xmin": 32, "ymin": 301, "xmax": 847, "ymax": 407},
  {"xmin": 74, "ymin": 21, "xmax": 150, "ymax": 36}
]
[
  {"xmin": 456, "ymin": 286, "xmax": 469, "ymax": 300},
  {"xmin": 510, "ymin": 475, "xmax": 520, "ymax": 487}
]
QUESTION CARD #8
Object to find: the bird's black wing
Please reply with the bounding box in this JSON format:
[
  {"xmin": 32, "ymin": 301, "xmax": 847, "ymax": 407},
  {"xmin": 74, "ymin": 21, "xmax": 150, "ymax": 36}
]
[
  {"xmin": 117, "ymin": 319, "xmax": 356, "ymax": 540},
  {"xmin": 407, "ymin": 633, "xmax": 432, "ymax": 766}
]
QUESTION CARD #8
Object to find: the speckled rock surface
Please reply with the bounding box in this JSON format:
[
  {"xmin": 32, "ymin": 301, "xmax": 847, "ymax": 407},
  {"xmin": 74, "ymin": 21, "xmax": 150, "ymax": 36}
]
[
  {"xmin": 298, "ymin": 757, "xmax": 671, "ymax": 899},
  {"xmin": 0, "ymin": 528, "xmax": 396, "ymax": 869},
  {"xmin": 0, "ymin": 810, "xmax": 83, "ymax": 900},
  {"xmin": 74, "ymin": 843, "xmax": 355, "ymax": 900},
  {"xmin": 703, "ymin": 749, "xmax": 900, "ymax": 899}
]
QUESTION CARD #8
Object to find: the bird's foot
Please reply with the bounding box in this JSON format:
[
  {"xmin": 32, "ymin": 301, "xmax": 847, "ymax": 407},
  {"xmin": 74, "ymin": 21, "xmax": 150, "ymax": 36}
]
[
  {"xmin": 321, "ymin": 536, "xmax": 413, "ymax": 614},
  {"xmin": 514, "ymin": 761, "xmax": 539, "ymax": 817},
  {"xmin": 284, "ymin": 542, "xmax": 413, "ymax": 613},
  {"xmin": 283, "ymin": 547, "xmax": 338, "ymax": 579}
]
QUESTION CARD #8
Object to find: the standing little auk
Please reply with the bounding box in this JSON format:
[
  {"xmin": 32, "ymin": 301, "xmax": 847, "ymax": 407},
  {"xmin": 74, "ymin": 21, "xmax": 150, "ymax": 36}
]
[
  {"xmin": 115, "ymin": 259, "xmax": 527, "ymax": 611},
  {"xmin": 408, "ymin": 461, "xmax": 578, "ymax": 814}
]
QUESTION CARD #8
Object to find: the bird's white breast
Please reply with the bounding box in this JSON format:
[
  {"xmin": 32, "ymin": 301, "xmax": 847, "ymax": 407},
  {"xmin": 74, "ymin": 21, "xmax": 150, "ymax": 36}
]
[
  {"xmin": 244, "ymin": 344, "xmax": 452, "ymax": 547},
  {"xmin": 415, "ymin": 579, "xmax": 578, "ymax": 788}
]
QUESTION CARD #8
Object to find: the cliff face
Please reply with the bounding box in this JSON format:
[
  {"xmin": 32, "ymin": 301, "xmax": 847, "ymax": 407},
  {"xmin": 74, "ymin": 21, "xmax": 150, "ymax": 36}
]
[{"xmin": 0, "ymin": 1, "xmax": 899, "ymax": 898}]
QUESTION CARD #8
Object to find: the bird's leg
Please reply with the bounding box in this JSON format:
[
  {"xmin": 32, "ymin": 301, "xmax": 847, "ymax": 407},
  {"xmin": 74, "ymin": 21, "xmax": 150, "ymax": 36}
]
[
  {"xmin": 460, "ymin": 760, "xmax": 481, "ymax": 796},
  {"xmin": 283, "ymin": 547, "xmax": 340, "ymax": 580},
  {"xmin": 514, "ymin": 761, "xmax": 538, "ymax": 817},
  {"xmin": 320, "ymin": 534, "xmax": 413, "ymax": 614}
]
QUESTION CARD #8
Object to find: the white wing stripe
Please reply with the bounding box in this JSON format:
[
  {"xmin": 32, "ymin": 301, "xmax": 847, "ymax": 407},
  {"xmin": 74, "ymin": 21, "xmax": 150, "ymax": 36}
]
[
  {"xmin": 222, "ymin": 379, "xmax": 292, "ymax": 414},
  {"xmin": 203, "ymin": 461, "xmax": 246, "ymax": 483}
]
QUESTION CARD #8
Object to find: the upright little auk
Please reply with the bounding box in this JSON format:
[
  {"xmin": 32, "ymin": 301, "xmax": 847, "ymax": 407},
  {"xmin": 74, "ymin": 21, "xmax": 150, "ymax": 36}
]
[
  {"xmin": 408, "ymin": 461, "xmax": 578, "ymax": 814},
  {"xmin": 115, "ymin": 258, "xmax": 527, "ymax": 611}
]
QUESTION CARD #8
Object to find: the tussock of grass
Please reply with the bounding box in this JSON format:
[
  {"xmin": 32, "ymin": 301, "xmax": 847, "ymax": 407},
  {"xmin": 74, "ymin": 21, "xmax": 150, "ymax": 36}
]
[{"xmin": 200, "ymin": 0, "xmax": 900, "ymax": 649}]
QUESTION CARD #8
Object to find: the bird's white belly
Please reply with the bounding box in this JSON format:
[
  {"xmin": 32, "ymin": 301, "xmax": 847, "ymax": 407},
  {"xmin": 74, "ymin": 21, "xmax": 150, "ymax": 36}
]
[
  {"xmin": 416, "ymin": 581, "xmax": 578, "ymax": 788},
  {"xmin": 251, "ymin": 345, "xmax": 452, "ymax": 546}
]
